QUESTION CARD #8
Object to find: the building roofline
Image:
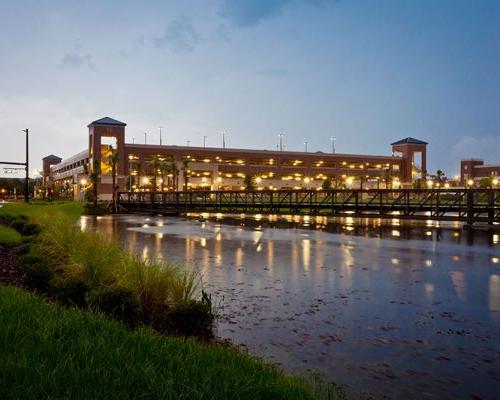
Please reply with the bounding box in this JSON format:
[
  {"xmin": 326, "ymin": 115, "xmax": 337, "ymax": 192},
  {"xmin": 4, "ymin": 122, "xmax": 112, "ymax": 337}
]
[{"xmin": 123, "ymin": 144, "xmax": 402, "ymax": 160}]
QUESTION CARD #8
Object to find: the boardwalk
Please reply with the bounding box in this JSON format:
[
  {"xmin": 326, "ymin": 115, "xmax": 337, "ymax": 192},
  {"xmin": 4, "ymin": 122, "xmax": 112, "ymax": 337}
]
[{"xmin": 118, "ymin": 188, "xmax": 500, "ymax": 225}]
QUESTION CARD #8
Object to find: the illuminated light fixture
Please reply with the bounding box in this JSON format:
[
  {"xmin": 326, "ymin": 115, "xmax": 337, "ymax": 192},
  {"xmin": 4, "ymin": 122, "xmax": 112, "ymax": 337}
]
[
  {"xmin": 255, "ymin": 177, "xmax": 262, "ymax": 183},
  {"xmin": 80, "ymin": 178, "xmax": 87, "ymax": 185},
  {"xmin": 493, "ymin": 178, "xmax": 499, "ymax": 186},
  {"xmin": 345, "ymin": 177, "xmax": 354, "ymax": 185},
  {"xmin": 467, "ymin": 179, "xmax": 474, "ymax": 187},
  {"xmin": 444, "ymin": 183, "xmax": 450, "ymax": 188},
  {"xmin": 342, "ymin": 161, "xmax": 347, "ymax": 166},
  {"xmin": 217, "ymin": 177, "xmax": 222, "ymax": 182},
  {"xmin": 426, "ymin": 180, "xmax": 434, "ymax": 188},
  {"xmin": 203, "ymin": 159, "xmax": 211, "ymax": 163},
  {"xmin": 236, "ymin": 160, "xmax": 244, "ymax": 164},
  {"xmin": 304, "ymin": 177, "xmax": 311, "ymax": 183},
  {"xmin": 142, "ymin": 177, "xmax": 150, "ymax": 185}
]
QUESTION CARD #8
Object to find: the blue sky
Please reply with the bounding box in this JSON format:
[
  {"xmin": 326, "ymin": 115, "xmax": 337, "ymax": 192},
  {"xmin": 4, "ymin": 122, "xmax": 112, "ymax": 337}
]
[{"xmin": 1, "ymin": 0, "xmax": 499, "ymax": 177}]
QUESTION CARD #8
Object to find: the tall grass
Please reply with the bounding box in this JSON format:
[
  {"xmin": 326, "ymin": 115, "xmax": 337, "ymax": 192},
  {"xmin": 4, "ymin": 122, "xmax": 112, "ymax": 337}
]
[
  {"xmin": 28, "ymin": 212, "xmax": 203, "ymax": 332},
  {"xmin": 0, "ymin": 225, "xmax": 22, "ymax": 246},
  {"xmin": 0, "ymin": 286, "xmax": 340, "ymax": 400}
]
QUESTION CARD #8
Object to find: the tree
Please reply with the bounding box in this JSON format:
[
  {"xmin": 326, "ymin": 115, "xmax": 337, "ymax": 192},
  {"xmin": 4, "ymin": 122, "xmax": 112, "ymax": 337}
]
[
  {"xmin": 435, "ymin": 169, "xmax": 446, "ymax": 185},
  {"xmin": 159, "ymin": 160, "xmax": 169, "ymax": 191},
  {"xmin": 321, "ymin": 176, "xmax": 332, "ymax": 190},
  {"xmin": 243, "ymin": 174, "xmax": 255, "ymax": 191},
  {"xmin": 169, "ymin": 156, "xmax": 178, "ymax": 191},
  {"xmin": 182, "ymin": 159, "xmax": 190, "ymax": 191},
  {"xmin": 89, "ymin": 159, "xmax": 100, "ymax": 208},
  {"xmin": 150, "ymin": 155, "xmax": 161, "ymax": 192},
  {"xmin": 479, "ymin": 177, "xmax": 492, "ymax": 188},
  {"xmin": 108, "ymin": 147, "xmax": 120, "ymax": 213},
  {"xmin": 382, "ymin": 168, "xmax": 392, "ymax": 189}
]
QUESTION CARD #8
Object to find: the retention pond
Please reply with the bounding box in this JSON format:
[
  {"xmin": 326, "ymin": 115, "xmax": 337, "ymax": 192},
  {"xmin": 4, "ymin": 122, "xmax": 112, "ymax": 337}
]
[{"xmin": 81, "ymin": 214, "xmax": 500, "ymax": 400}]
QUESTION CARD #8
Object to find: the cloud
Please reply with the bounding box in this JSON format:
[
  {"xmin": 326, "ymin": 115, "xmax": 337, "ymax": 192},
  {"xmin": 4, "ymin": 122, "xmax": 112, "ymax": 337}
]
[
  {"xmin": 450, "ymin": 135, "xmax": 500, "ymax": 163},
  {"xmin": 258, "ymin": 67, "xmax": 289, "ymax": 77},
  {"xmin": 218, "ymin": 0, "xmax": 326, "ymax": 27},
  {"xmin": 155, "ymin": 16, "xmax": 201, "ymax": 53},
  {"xmin": 59, "ymin": 52, "xmax": 94, "ymax": 70}
]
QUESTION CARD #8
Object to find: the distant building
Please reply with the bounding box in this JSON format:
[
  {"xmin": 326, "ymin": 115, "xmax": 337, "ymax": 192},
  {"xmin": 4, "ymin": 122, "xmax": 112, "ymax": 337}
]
[
  {"xmin": 43, "ymin": 117, "xmax": 428, "ymax": 200},
  {"xmin": 461, "ymin": 159, "xmax": 500, "ymax": 186}
]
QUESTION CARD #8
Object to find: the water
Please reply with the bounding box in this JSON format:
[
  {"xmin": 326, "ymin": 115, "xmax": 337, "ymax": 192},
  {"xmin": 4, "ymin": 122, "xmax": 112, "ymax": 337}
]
[{"xmin": 81, "ymin": 214, "xmax": 500, "ymax": 400}]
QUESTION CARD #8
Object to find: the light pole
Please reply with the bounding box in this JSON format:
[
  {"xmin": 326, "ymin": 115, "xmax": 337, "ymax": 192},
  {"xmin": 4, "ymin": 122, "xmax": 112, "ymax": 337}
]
[
  {"xmin": 304, "ymin": 141, "xmax": 308, "ymax": 152},
  {"xmin": 132, "ymin": 137, "xmax": 136, "ymax": 144},
  {"xmin": 330, "ymin": 136, "xmax": 336, "ymax": 153},
  {"xmin": 144, "ymin": 132, "xmax": 147, "ymax": 144},
  {"xmin": 203, "ymin": 135, "xmax": 207, "ymax": 148},
  {"xmin": 186, "ymin": 140, "xmax": 191, "ymax": 146},
  {"xmin": 222, "ymin": 131, "xmax": 226, "ymax": 149},
  {"xmin": 159, "ymin": 126, "xmax": 163, "ymax": 145},
  {"xmin": 278, "ymin": 133, "xmax": 284, "ymax": 152},
  {"xmin": 23, "ymin": 129, "xmax": 29, "ymax": 203}
]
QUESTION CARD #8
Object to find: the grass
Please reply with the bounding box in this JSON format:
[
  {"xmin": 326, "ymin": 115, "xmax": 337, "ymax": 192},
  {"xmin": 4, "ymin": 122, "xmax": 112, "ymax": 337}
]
[
  {"xmin": 0, "ymin": 286, "xmax": 337, "ymax": 400},
  {"xmin": 0, "ymin": 225, "xmax": 22, "ymax": 246},
  {"xmin": 0, "ymin": 201, "xmax": 84, "ymax": 222}
]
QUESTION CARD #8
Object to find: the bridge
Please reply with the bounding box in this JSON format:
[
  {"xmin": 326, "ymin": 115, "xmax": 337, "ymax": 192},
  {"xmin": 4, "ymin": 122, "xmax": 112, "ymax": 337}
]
[{"xmin": 118, "ymin": 188, "xmax": 500, "ymax": 225}]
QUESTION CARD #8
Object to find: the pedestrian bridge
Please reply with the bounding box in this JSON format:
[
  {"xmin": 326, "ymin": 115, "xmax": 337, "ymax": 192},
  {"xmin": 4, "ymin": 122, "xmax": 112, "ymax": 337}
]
[{"xmin": 118, "ymin": 188, "xmax": 500, "ymax": 225}]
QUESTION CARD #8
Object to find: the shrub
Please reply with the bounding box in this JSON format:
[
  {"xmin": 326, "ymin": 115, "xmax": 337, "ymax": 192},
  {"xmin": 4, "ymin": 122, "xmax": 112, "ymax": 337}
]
[
  {"xmin": 53, "ymin": 277, "xmax": 89, "ymax": 307},
  {"xmin": 21, "ymin": 223, "xmax": 41, "ymax": 236},
  {"xmin": 9, "ymin": 218, "xmax": 26, "ymax": 233},
  {"xmin": 18, "ymin": 252, "xmax": 53, "ymax": 292},
  {"xmin": 88, "ymin": 286, "xmax": 141, "ymax": 325},
  {"xmin": 166, "ymin": 291, "xmax": 215, "ymax": 336},
  {"xmin": 21, "ymin": 263, "xmax": 54, "ymax": 292},
  {"xmin": 15, "ymin": 242, "xmax": 32, "ymax": 255}
]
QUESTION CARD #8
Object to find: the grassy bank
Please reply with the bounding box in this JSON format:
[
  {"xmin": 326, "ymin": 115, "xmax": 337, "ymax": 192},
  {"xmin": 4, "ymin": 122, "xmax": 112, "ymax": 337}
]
[
  {"xmin": 0, "ymin": 201, "xmax": 84, "ymax": 222},
  {"xmin": 0, "ymin": 286, "xmax": 336, "ymax": 400},
  {"xmin": 0, "ymin": 225, "xmax": 22, "ymax": 246}
]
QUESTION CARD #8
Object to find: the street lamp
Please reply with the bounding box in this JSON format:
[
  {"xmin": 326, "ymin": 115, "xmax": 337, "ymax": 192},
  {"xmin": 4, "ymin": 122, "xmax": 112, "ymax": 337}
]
[
  {"xmin": 221, "ymin": 131, "xmax": 226, "ymax": 149},
  {"xmin": 330, "ymin": 136, "xmax": 336, "ymax": 153},
  {"xmin": 467, "ymin": 179, "xmax": 474, "ymax": 188},
  {"xmin": 304, "ymin": 141, "xmax": 308, "ymax": 152},
  {"xmin": 493, "ymin": 178, "xmax": 499, "ymax": 187},
  {"xmin": 278, "ymin": 133, "xmax": 284, "ymax": 152},
  {"xmin": 159, "ymin": 126, "xmax": 163, "ymax": 145},
  {"xmin": 203, "ymin": 135, "xmax": 207, "ymax": 148},
  {"xmin": 144, "ymin": 132, "xmax": 147, "ymax": 144}
]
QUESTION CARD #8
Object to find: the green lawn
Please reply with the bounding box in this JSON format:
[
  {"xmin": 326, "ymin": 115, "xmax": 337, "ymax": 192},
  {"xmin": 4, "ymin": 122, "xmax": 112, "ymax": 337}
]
[
  {"xmin": 0, "ymin": 225, "xmax": 22, "ymax": 246},
  {"xmin": 0, "ymin": 201, "xmax": 84, "ymax": 222},
  {"xmin": 0, "ymin": 286, "xmax": 337, "ymax": 400}
]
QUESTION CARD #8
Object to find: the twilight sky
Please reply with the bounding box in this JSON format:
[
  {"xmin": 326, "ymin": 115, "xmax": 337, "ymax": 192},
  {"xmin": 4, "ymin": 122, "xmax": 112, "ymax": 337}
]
[{"xmin": 1, "ymin": 0, "xmax": 499, "ymax": 178}]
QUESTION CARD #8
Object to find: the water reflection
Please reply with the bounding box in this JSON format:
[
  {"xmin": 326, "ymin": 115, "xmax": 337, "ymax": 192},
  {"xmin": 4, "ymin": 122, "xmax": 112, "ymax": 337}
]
[{"xmin": 82, "ymin": 214, "xmax": 500, "ymax": 400}]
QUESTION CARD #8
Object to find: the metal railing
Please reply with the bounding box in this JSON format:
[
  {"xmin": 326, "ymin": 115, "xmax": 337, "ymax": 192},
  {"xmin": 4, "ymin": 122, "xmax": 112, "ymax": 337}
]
[{"xmin": 118, "ymin": 188, "xmax": 500, "ymax": 224}]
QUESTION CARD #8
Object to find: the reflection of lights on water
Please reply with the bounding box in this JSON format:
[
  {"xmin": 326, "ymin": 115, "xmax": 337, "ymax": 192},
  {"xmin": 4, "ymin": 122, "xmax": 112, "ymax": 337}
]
[
  {"xmin": 215, "ymin": 232, "xmax": 222, "ymax": 241},
  {"xmin": 425, "ymin": 260, "xmax": 433, "ymax": 267},
  {"xmin": 252, "ymin": 231, "xmax": 263, "ymax": 244},
  {"xmin": 80, "ymin": 216, "xmax": 88, "ymax": 231},
  {"xmin": 142, "ymin": 224, "xmax": 149, "ymax": 228},
  {"xmin": 256, "ymin": 243, "xmax": 262, "ymax": 252},
  {"xmin": 452, "ymin": 255, "xmax": 460, "ymax": 262},
  {"xmin": 302, "ymin": 239, "xmax": 310, "ymax": 270},
  {"xmin": 200, "ymin": 237, "xmax": 206, "ymax": 247},
  {"xmin": 391, "ymin": 258, "xmax": 399, "ymax": 265},
  {"xmin": 493, "ymin": 234, "xmax": 499, "ymax": 244},
  {"xmin": 492, "ymin": 257, "xmax": 499, "ymax": 264},
  {"xmin": 155, "ymin": 233, "xmax": 163, "ymax": 239},
  {"xmin": 453, "ymin": 232, "xmax": 460, "ymax": 237},
  {"xmin": 201, "ymin": 222, "xmax": 206, "ymax": 229},
  {"xmin": 345, "ymin": 217, "xmax": 354, "ymax": 225},
  {"xmin": 451, "ymin": 271, "xmax": 466, "ymax": 302},
  {"xmin": 235, "ymin": 247, "xmax": 243, "ymax": 267},
  {"xmin": 424, "ymin": 283, "xmax": 434, "ymax": 297},
  {"xmin": 391, "ymin": 219, "xmax": 400, "ymax": 226},
  {"xmin": 391, "ymin": 230, "xmax": 400, "ymax": 237},
  {"xmin": 343, "ymin": 226, "xmax": 354, "ymax": 231},
  {"xmin": 157, "ymin": 220, "xmax": 164, "ymax": 227},
  {"xmin": 489, "ymin": 275, "xmax": 500, "ymax": 314},
  {"xmin": 425, "ymin": 231, "xmax": 432, "ymax": 236}
]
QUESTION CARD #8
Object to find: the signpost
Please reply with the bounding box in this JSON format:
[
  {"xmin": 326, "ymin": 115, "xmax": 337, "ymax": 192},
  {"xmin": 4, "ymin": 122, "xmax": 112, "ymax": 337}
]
[{"xmin": 0, "ymin": 128, "xmax": 30, "ymax": 202}]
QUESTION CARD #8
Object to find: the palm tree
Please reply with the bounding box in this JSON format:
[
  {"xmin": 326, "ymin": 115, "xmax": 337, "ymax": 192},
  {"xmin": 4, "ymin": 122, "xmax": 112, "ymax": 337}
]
[
  {"xmin": 321, "ymin": 176, "xmax": 332, "ymax": 190},
  {"xmin": 159, "ymin": 160, "xmax": 169, "ymax": 191},
  {"xmin": 243, "ymin": 174, "xmax": 255, "ymax": 191},
  {"xmin": 150, "ymin": 155, "xmax": 161, "ymax": 192},
  {"xmin": 382, "ymin": 168, "xmax": 392, "ymax": 189},
  {"xmin": 435, "ymin": 169, "xmax": 446, "ymax": 185},
  {"xmin": 182, "ymin": 159, "xmax": 190, "ymax": 191},
  {"xmin": 169, "ymin": 155, "xmax": 178, "ymax": 191},
  {"xmin": 108, "ymin": 148, "xmax": 120, "ymax": 213},
  {"xmin": 89, "ymin": 159, "xmax": 100, "ymax": 208}
]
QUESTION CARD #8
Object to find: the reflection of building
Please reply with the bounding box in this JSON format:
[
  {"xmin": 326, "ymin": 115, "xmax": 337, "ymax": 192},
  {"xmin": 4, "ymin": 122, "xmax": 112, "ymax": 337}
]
[
  {"xmin": 43, "ymin": 117, "xmax": 429, "ymax": 199},
  {"xmin": 461, "ymin": 159, "xmax": 500, "ymax": 186}
]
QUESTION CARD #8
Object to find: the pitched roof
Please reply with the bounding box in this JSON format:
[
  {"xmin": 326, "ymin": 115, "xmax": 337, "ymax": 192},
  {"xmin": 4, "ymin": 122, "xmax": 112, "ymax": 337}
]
[
  {"xmin": 88, "ymin": 117, "xmax": 126, "ymax": 127},
  {"xmin": 391, "ymin": 137, "xmax": 428, "ymax": 145},
  {"xmin": 42, "ymin": 154, "xmax": 62, "ymax": 160}
]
